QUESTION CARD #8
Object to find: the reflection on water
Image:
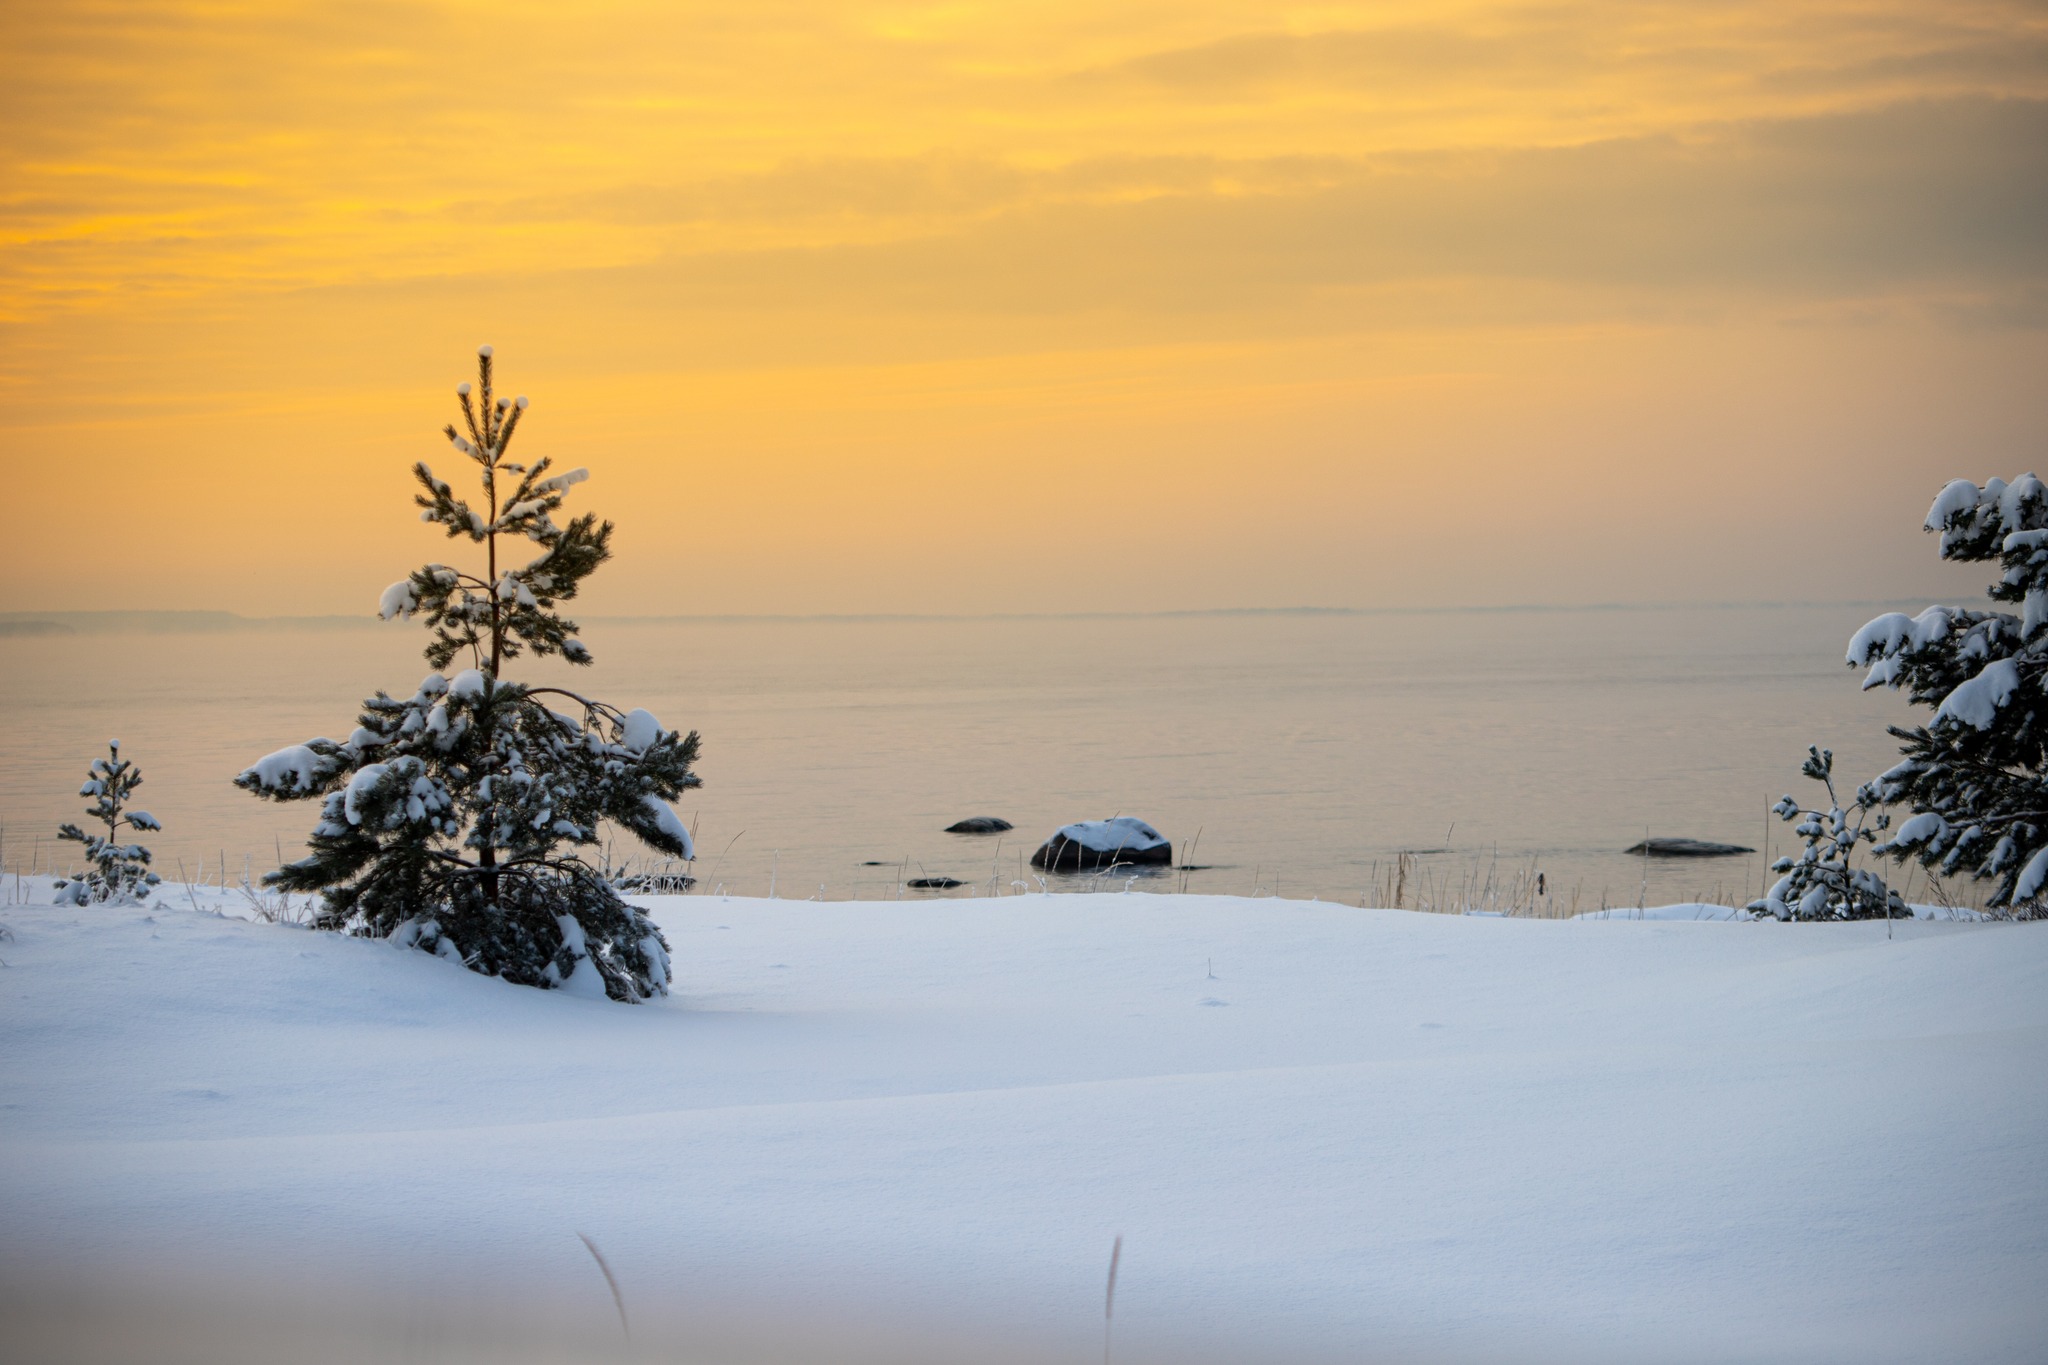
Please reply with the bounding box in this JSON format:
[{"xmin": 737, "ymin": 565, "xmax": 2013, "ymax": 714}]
[{"xmin": 0, "ymin": 604, "xmax": 1936, "ymax": 909}]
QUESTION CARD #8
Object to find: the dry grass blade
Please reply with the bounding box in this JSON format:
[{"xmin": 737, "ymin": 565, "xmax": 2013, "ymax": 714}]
[
  {"xmin": 1103, "ymin": 1233, "xmax": 1122, "ymax": 1365},
  {"xmin": 576, "ymin": 1232, "xmax": 629, "ymax": 1342}
]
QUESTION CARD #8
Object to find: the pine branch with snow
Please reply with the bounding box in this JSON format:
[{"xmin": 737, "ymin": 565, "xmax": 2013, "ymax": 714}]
[
  {"xmin": 240, "ymin": 347, "xmax": 702, "ymax": 1000},
  {"xmin": 54, "ymin": 739, "xmax": 162, "ymax": 906},
  {"xmin": 237, "ymin": 673, "xmax": 700, "ymax": 999},
  {"xmin": 1840, "ymin": 474, "xmax": 2048, "ymax": 916}
]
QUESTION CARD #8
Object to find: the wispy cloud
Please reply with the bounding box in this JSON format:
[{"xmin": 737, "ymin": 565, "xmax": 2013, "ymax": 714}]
[
  {"xmin": 5, "ymin": 1, "xmax": 2044, "ymax": 314},
  {"xmin": 347, "ymin": 99, "xmax": 2048, "ymax": 333},
  {"xmin": 2, "ymin": 1, "xmax": 2044, "ymax": 614}
]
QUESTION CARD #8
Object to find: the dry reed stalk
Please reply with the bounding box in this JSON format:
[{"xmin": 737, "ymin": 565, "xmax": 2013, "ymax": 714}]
[
  {"xmin": 1762, "ymin": 792, "xmax": 1771, "ymax": 905},
  {"xmin": 698, "ymin": 829, "xmax": 745, "ymax": 900},
  {"xmin": 1103, "ymin": 1234, "xmax": 1122, "ymax": 1365},
  {"xmin": 575, "ymin": 1232, "xmax": 629, "ymax": 1341},
  {"xmin": 1638, "ymin": 827, "xmax": 1650, "ymax": 909}
]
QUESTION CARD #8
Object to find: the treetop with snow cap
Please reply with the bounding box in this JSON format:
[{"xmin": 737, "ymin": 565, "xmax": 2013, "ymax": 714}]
[
  {"xmin": 377, "ymin": 344, "xmax": 606, "ymax": 672},
  {"xmin": 236, "ymin": 348, "xmax": 701, "ymax": 1000}
]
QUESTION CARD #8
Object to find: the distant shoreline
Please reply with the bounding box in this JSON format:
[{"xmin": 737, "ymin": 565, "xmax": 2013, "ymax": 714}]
[{"xmin": 0, "ymin": 597, "xmax": 1968, "ymax": 635}]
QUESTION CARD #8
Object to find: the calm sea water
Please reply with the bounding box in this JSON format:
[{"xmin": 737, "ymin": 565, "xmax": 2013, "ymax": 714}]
[{"xmin": 0, "ymin": 605, "xmax": 1936, "ymax": 909}]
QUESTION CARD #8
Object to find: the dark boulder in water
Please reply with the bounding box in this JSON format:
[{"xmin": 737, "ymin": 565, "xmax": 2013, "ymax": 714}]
[
  {"xmin": 1031, "ymin": 817, "xmax": 1172, "ymax": 871},
  {"xmin": 1626, "ymin": 837, "xmax": 1755, "ymax": 858},
  {"xmin": 906, "ymin": 876, "xmax": 965, "ymax": 889},
  {"xmin": 945, "ymin": 816, "xmax": 1013, "ymax": 834}
]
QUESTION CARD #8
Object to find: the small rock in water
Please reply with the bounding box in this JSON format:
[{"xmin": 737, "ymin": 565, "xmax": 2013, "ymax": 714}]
[
  {"xmin": 1031, "ymin": 817, "xmax": 1172, "ymax": 871},
  {"xmin": 945, "ymin": 816, "xmax": 1013, "ymax": 834},
  {"xmin": 906, "ymin": 876, "xmax": 965, "ymax": 889},
  {"xmin": 1625, "ymin": 837, "xmax": 1755, "ymax": 858}
]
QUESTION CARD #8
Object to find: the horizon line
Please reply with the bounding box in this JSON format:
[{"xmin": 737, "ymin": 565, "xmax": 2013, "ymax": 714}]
[{"xmin": 0, "ymin": 596, "xmax": 1970, "ymax": 634}]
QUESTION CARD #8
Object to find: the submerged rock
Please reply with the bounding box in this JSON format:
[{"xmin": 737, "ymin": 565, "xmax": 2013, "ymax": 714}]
[
  {"xmin": 1031, "ymin": 817, "xmax": 1172, "ymax": 871},
  {"xmin": 906, "ymin": 876, "xmax": 965, "ymax": 889},
  {"xmin": 945, "ymin": 816, "xmax": 1013, "ymax": 834},
  {"xmin": 1625, "ymin": 837, "xmax": 1755, "ymax": 858}
]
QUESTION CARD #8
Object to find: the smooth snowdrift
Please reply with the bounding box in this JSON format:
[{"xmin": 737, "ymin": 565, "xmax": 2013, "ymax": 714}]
[
  {"xmin": 1573, "ymin": 901, "xmax": 1754, "ymax": 920},
  {"xmin": 1571, "ymin": 902, "xmax": 1985, "ymax": 921},
  {"xmin": 2, "ymin": 888, "xmax": 2044, "ymax": 1364}
]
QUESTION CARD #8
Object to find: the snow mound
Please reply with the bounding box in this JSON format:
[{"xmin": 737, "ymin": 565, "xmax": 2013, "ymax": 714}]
[
  {"xmin": 1575, "ymin": 902, "xmax": 1756, "ymax": 921},
  {"xmin": 2, "ymin": 891, "xmax": 2042, "ymax": 1364},
  {"xmin": 1575, "ymin": 902, "xmax": 1989, "ymax": 923}
]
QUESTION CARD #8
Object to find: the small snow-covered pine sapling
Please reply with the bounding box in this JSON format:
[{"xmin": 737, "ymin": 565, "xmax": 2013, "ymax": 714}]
[
  {"xmin": 1748, "ymin": 746, "xmax": 1904, "ymax": 920},
  {"xmin": 1844, "ymin": 473, "xmax": 2048, "ymax": 918},
  {"xmin": 54, "ymin": 740, "xmax": 162, "ymax": 906},
  {"xmin": 236, "ymin": 347, "xmax": 701, "ymax": 1000}
]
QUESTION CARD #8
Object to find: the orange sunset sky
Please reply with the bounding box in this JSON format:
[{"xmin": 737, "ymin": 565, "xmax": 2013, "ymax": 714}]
[{"xmin": 2, "ymin": 1, "xmax": 2044, "ymax": 617}]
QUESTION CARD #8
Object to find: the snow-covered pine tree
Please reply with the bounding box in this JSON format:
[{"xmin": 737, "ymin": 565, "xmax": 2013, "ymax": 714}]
[
  {"xmin": 1833, "ymin": 473, "xmax": 2048, "ymax": 917},
  {"xmin": 54, "ymin": 739, "xmax": 162, "ymax": 905},
  {"xmin": 1749, "ymin": 746, "xmax": 1906, "ymax": 920},
  {"xmin": 236, "ymin": 347, "xmax": 701, "ymax": 999}
]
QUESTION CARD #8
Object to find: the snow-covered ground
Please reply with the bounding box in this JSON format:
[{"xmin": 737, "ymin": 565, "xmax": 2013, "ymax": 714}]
[
  {"xmin": 2, "ymin": 885, "xmax": 2044, "ymax": 1364},
  {"xmin": 1570, "ymin": 901, "xmax": 1986, "ymax": 921}
]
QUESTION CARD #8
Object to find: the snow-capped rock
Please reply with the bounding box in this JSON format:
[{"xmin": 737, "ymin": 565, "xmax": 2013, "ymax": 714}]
[{"xmin": 1030, "ymin": 817, "xmax": 1171, "ymax": 870}]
